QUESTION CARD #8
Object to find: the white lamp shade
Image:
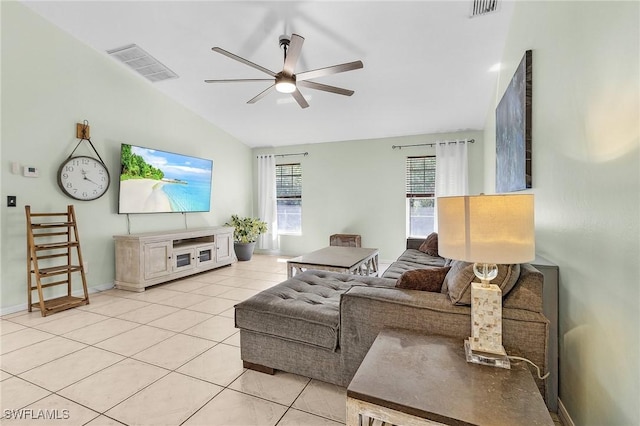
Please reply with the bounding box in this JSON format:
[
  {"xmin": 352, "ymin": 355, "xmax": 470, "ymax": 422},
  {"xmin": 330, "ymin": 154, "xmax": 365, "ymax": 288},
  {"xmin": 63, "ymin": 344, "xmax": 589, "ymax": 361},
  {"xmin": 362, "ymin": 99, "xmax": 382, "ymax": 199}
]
[{"xmin": 437, "ymin": 194, "xmax": 535, "ymax": 264}]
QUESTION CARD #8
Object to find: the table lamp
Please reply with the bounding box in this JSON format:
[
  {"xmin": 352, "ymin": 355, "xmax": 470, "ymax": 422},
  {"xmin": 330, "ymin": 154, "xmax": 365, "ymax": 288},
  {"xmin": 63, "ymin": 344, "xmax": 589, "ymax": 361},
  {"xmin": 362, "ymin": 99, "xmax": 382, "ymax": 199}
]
[{"xmin": 437, "ymin": 194, "xmax": 534, "ymax": 368}]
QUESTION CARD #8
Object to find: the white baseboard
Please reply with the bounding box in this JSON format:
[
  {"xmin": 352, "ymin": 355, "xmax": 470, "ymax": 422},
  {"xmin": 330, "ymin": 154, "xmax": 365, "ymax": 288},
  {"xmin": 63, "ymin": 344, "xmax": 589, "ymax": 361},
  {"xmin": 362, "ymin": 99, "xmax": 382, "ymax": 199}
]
[
  {"xmin": 84, "ymin": 282, "xmax": 116, "ymax": 293},
  {"xmin": 558, "ymin": 398, "xmax": 576, "ymax": 426},
  {"xmin": 1, "ymin": 304, "xmax": 30, "ymax": 316},
  {"xmin": 0, "ymin": 282, "xmax": 115, "ymax": 316}
]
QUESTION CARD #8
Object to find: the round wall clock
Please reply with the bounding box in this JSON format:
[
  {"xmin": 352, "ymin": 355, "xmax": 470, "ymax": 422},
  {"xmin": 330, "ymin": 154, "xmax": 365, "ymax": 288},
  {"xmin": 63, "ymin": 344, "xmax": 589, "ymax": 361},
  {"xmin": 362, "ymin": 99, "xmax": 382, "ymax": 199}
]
[{"xmin": 57, "ymin": 155, "xmax": 110, "ymax": 201}]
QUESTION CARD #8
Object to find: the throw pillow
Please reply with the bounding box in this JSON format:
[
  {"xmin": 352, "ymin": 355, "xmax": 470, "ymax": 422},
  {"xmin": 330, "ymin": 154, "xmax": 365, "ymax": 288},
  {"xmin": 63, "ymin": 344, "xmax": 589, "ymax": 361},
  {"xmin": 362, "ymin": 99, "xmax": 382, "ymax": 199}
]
[
  {"xmin": 395, "ymin": 266, "xmax": 451, "ymax": 292},
  {"xmin": 444, "ymin": 260, "xmax": 521, "ymax": 305},
  {"xmin": 418, "ymin": 232, "xmax": 439, "ymax": 257}
]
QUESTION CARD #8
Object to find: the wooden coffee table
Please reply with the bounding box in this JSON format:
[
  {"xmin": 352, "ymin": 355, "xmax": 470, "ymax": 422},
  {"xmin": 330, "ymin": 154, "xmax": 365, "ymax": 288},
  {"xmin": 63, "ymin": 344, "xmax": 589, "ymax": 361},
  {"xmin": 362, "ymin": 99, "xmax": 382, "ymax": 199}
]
[
  {"xmin": 347, "ymin": 328, "xmax": 553, "ymax": 426},
  {"xmin": 287, "ymin": 246, "xmax": 379, "ymax": 278}
]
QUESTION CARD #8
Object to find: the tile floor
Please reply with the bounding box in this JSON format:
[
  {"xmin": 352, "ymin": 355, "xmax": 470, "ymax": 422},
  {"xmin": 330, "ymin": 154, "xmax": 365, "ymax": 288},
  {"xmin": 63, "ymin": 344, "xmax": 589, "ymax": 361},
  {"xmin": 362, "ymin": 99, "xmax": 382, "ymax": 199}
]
[
  {"xmin": 1, "ymin": 254, "xmax": 562, "ymax": 426},
  {"xmin": 1, "ymin": 255, "xmax": 344, "ymax": 425}
]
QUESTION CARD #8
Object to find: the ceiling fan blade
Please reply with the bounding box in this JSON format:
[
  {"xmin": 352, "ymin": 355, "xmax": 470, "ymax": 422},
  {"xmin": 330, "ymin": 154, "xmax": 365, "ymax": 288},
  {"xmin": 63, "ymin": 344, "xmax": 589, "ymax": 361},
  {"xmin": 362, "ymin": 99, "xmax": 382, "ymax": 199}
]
[
  {"xmin": 283, "ymin": 34, "xmax": 304, "ymax": 75},
  {"xmin": 212, "ymin": 47, "xmax": 276, "ymax": 77},
  {"xmin": 291, "ymin": 89, "xmax": 309, "ymax": 109},
  {"xmin": 297, "ymin": 80, "xmax": 354, "ymax": 96},
  {"xmin": 247, "ymin": 85, "xmax": 276, "ymax": 104},
  {"xmin": 205, "ymin": 78, "xmax": 273, "ymax": 83},
  {"xmin": 296, "ymin": 60, "xmax": 363, "ymax": 82}
]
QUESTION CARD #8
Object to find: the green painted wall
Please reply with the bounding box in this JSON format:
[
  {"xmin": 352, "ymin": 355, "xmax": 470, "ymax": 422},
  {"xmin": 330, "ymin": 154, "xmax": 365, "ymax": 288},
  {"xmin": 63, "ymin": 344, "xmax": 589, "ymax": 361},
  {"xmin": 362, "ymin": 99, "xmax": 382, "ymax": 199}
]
[
  {"xmin": 253, "ymin": 131, "xmax": 484, "ymax": 262},
  {"xmin": 483, "ymin": 2, "xmax": 639, "ymax": 424},
  {"xmin": 0, "ymin": 2, "xmax": 252, "ymax": 312}
]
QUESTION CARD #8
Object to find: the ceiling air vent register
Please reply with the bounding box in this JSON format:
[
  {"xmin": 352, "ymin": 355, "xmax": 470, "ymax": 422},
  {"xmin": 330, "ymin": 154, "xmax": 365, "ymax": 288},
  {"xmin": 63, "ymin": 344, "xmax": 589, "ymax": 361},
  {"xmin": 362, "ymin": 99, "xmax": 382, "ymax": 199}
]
[
  {"xmin": 470, "ymin": 0, "xmax": 500, "ymax": 17},
  {"xmin": 107, "ymin": 44, "xmax": 178, "ymax": 82}
]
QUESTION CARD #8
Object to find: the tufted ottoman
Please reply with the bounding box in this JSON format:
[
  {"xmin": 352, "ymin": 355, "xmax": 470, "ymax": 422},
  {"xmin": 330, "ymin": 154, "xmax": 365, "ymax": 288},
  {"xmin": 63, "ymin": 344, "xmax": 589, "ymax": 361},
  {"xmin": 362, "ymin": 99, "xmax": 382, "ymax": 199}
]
[
  {"xmin": 234, "ymin": 269, "xmax": 397, "ymax": 382},
  {"xmin": 235, "ymin": 271, "xmax": 352, "ymax": 351}
]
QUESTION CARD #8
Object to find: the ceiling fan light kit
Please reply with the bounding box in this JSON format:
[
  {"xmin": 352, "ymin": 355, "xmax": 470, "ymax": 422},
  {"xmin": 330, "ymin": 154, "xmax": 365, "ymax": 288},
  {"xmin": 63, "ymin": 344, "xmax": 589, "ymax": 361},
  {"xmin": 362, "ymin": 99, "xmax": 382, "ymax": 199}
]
[
  {"xmin": 206, "ymin": 33, "xmax": 363, "ymax": 108},
  {"xmin": 275, "ymin": 74, "xmax": 296, "ymax": 93}
]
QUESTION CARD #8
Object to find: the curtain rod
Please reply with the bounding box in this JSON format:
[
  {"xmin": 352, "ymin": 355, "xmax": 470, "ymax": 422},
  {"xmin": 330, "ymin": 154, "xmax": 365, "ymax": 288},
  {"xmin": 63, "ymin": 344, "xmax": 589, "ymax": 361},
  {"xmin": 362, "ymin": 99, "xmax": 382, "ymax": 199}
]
[
  {"xmin": 256, "ymin": 152, "xmax": 309, "ymax": 158},
  {"xmin": 392, "ymin": 139, "xmax": 475, "ymax": 150}
]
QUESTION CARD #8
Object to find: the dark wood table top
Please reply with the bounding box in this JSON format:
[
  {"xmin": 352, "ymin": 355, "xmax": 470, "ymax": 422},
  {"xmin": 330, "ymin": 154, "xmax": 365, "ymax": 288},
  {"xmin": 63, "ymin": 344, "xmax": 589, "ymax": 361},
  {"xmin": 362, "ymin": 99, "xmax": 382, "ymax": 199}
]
[{"xmin": 347, "ymin": 328, "xmax": 553, "ymax": 426}]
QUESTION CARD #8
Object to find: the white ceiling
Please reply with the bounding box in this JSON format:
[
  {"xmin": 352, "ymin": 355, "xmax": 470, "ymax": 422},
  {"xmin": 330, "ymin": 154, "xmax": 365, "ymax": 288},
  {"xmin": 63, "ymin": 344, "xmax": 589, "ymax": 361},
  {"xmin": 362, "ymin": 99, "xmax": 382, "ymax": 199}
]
[{"xmin": 23, "ymin": 1, "xmax": 514, "ymax": 148}]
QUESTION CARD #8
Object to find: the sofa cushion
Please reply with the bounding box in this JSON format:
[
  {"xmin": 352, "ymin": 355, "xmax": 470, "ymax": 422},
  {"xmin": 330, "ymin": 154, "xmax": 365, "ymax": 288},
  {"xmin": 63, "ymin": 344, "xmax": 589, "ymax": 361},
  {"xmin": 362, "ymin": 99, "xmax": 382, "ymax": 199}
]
[
  {"xmin": 444, "ymin": 260, "xmax": 521, "ymax": 305},
  {"xmin": 235, "ymin": 270, "xmax": 396, "ymax": 351},
  {"xmin": 503, "ymin": 263, "xmax": 544, "ymax": 313},
  {"xmin": 382, "ymin": 249, "xmax": 447, "ymax": 280},
  {"xmin": 395, "ymin": 267, "xmax": 451, "ymax": 292},
  {"xmin": 397, "ymin": 249, "xmax": 446, "ymax": 267},
  {"xmin": 418, "ymin": 232, "xmax": 439, "ymax": 256}
]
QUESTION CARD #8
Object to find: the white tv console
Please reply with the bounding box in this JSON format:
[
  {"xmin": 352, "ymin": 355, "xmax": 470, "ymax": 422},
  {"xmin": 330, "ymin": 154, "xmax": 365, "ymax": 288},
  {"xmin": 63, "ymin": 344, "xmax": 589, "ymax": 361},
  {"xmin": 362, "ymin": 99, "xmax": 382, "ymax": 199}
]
[{"xmin": 113, "ymin": 226, "xmax": 235, "ymax": 292}]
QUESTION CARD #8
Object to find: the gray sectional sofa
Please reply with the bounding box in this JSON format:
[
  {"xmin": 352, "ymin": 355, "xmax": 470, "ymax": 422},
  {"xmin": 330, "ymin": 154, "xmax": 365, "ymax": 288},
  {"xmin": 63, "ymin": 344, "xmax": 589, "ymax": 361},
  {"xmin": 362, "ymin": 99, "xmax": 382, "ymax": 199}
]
[{"xmin": 234, "ymin": 238, "xmax": 550, "ymax": 398}]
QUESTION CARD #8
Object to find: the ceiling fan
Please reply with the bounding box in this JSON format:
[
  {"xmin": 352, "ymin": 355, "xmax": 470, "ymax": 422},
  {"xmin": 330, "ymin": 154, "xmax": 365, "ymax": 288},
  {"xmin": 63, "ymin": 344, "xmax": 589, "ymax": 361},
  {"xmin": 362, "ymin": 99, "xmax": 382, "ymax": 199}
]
[{"xmin": 205, "ymin": 34, "xmax": 363, "ymax": 109}]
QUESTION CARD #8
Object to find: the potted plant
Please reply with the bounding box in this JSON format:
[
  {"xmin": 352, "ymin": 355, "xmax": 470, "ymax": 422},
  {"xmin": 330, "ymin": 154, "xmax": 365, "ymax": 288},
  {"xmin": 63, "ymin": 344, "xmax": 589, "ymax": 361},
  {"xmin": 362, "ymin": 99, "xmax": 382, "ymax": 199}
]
[{"xmin": 225, "ymin": 215, "xmax": 268, "ymax": 261}]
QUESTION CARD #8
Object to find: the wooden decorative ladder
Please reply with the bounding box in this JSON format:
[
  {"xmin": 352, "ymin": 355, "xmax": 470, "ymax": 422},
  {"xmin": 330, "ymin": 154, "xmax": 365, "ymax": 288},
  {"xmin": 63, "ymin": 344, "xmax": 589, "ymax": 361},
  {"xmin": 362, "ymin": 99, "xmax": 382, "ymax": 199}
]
[{"xmin": 26, "ymin": 205, "xmax": 89, "ymax": 316}]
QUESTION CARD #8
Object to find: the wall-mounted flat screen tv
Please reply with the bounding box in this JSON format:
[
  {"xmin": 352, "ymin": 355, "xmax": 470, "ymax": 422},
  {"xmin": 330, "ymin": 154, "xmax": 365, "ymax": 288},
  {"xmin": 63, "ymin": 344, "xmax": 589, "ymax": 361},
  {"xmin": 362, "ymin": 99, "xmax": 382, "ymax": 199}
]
[{"xmin": 118, "ymin": 143, "xmax": 213, "ymax": 214}]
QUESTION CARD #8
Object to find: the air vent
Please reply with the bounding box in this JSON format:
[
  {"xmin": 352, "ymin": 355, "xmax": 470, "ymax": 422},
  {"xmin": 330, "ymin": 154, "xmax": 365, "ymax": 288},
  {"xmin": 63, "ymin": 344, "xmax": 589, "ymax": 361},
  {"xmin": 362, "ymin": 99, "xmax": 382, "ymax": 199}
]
[
  {"xmin": 470, "ymin": 0, "xmax": 499, "ymax": 17},
  {"xmin": 106, "ymin": 44, "xmax": 178, "ymax": 82}
]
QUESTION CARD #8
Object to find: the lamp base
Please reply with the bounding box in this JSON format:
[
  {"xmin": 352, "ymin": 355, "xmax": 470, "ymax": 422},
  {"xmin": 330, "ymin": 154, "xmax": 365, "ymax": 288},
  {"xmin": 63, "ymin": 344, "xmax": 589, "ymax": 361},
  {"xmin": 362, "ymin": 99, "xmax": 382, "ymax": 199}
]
[
  {"xmin": 470, "ymin": 282, "xmax": 504, "ymax": 353},
  {"xmin": 464, "ymin": 339, "xmax": 511, "ymax": 369}
]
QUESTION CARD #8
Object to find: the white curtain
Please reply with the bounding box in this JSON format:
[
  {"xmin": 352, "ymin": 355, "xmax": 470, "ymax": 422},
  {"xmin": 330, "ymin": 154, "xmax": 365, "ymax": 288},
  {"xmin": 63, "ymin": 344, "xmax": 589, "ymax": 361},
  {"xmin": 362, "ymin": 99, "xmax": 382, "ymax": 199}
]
[
  {"xmin": 436, "ymin": 140, "xmax": 469, "ymax": 197},
  {"xmin": 257, "ymin": 155, "xmax": 279, "ymax": 250},
  {"xmin": 435, "ymin": 141, "xmax": 469, "ymax": 231}
]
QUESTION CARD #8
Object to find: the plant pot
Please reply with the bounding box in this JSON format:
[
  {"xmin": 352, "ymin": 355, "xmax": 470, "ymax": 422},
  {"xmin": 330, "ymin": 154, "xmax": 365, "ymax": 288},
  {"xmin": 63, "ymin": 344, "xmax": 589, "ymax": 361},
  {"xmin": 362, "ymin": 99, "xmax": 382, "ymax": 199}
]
[{"xmin": 234, "ymin": 242, "xmax": 256, "ymax": 261}]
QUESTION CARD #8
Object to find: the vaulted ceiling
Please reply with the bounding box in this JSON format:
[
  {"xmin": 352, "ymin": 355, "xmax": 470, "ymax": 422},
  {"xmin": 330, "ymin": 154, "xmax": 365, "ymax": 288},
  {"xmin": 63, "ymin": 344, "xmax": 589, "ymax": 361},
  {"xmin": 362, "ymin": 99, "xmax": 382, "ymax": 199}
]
[{"xmin": 23, "ymin": 1, "xmax": 514, "ymax": 147}]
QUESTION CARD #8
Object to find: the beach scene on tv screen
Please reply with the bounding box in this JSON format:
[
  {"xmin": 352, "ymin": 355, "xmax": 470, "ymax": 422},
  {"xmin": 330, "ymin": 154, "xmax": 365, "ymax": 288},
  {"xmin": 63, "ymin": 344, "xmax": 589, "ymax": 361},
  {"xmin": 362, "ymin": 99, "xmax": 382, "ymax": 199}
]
[{"xmin": 119, "ymin": 144, "xmax": 213, "ymax": 213}]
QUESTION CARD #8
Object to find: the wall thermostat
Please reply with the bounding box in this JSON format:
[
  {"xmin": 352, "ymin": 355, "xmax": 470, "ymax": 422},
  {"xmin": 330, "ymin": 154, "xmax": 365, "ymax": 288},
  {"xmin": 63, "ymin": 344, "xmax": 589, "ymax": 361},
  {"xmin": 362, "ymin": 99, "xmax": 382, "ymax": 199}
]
[{"xmin": 23, "ymin": 166, "xmax": 39, "ymax": 178}]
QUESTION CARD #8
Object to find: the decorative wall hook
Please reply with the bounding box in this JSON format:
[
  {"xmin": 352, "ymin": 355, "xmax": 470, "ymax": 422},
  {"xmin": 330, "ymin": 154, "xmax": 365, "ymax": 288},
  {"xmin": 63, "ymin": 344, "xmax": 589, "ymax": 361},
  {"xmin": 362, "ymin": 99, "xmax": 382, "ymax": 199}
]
[{"xmin": 75, "ymin": 120, "xmax": 90, "ymax": 139}]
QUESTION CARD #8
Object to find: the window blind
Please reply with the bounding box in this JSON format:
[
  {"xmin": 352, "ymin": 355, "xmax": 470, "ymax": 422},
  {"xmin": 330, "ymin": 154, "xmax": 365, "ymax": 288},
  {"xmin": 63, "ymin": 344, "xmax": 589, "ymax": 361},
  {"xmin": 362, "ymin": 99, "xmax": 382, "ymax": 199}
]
[
  {"xmin": 406, "ymin": 156, "xmax": 435, "ymax": 197},
  {"xmin": 276, "ymin": 163, "xmax": 302, "ymax": 198}
]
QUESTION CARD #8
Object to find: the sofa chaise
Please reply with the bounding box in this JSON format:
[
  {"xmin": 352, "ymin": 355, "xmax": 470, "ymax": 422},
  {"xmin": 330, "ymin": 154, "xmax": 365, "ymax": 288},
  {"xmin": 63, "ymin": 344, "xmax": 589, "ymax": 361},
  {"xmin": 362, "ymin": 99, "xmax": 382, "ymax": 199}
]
[{"xmin": 234, "ymin": 237, "xmax": 550, "ymax": 398}]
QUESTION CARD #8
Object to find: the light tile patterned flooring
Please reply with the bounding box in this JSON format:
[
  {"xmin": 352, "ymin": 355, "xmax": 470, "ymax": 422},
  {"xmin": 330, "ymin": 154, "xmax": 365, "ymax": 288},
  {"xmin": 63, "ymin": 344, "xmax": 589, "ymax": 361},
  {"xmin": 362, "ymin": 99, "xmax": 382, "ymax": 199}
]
[
  {"xmin": 1, "ymin": 255, "xmax": 344, "ymax": 425},
  {"xmin": 1, "ymin": 254, "xmax": 562, "ymax": 426}
]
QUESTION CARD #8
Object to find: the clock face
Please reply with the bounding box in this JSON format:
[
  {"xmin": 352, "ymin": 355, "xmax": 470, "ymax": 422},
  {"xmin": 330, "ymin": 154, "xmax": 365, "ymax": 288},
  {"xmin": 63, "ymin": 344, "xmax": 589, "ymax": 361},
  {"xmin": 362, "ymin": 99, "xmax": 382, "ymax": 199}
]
[{"xmin": 57, "ymin": 156, "xmax": 110, "ymax": 201}]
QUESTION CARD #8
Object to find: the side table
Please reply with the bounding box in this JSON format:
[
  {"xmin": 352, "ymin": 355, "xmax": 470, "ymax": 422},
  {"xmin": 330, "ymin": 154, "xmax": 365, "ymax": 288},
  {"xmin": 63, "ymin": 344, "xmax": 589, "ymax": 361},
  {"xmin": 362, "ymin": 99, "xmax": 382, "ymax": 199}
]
[{"xmin": 346, "ymin": 328, "xmax": 553, "ymax": 426}]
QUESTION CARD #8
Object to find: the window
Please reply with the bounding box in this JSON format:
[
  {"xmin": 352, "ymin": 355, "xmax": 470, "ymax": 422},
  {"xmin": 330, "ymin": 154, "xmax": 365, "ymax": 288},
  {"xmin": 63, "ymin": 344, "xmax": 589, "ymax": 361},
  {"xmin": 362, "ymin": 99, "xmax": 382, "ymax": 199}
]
[
  {"xmin": 276, "ymin": 163, "xmax": 302, "ymax": 234},
  {"xmin": 406, "ymin": 156, "xmax": 436, "ymax": 237}
]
